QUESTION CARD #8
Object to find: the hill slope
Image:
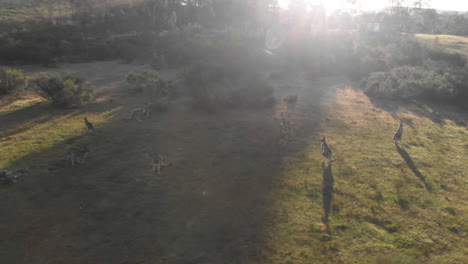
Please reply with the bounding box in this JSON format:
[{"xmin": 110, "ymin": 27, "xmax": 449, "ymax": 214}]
[{"xmin": 0, "ymin": 62, "xmax": 467, "ymax": 263}]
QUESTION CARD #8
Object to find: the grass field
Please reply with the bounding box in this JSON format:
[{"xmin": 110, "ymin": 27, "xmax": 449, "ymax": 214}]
[
  {"xmin": 415, "ymin": 34, "xmax": 468, "ymax": 57},
  {"xmin": 0, "ymin": 58, "xmax": 467, "ymax": 264},
  {"xmin": 262, "ymin": 88, "xmax": 467, "ymax": 263}
]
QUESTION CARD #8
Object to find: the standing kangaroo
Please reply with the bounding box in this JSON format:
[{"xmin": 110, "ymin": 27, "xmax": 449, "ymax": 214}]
[
  {"xmin": 321, "ymin": 137, "xmax": 335, "ymax": 164},
  {"xmin": 393, "ymin": 122, "xmax": 403, "ymax": 146},
  {"xmin": 83, "ymin": 117, "xmax": 95, "ymax": 132},
  {"xmin": 145, "ymin": 151, "xmax": 168, "ymax": 175},
  {"xmin": 131, "ymin": 108, "xmax": 145, "ymax": 121},
  {"xmin": 66, "ymin": 146, "xmax": 90, "ymax": 166}
]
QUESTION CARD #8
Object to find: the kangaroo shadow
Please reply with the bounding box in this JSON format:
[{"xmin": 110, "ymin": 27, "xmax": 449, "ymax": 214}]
[
  {"xmin": 395, "ymin": 145, "xmax": 432, "ymax": 192},
  {"xmin": 322, "ymin": 162, "xmax": 334, "ymax": 224}
]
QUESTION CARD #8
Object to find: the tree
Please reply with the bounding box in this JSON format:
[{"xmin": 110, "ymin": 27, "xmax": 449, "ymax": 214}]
[{"xmin": 384, "ymin": 0, "xmax": 431, "ymax": 38}]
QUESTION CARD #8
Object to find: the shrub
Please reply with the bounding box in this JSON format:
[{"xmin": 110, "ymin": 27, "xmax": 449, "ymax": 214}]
[
  {"xmin": 0, "ymin": 66, "xmax": 28, "ymax": 95},
  {"xmin": 126, "ymin": 71, "xmax": 171, "ymax": 99},
  {"xmin": 347, "ymin": 38, "xmax": 466, "ymax": 81},
  {"xmin": 427, "ymin": 48, "xmax": 466, "ymax": 68},
  {"xmin": 35, "ymin": 75, "xmax": 93, "ymax": 107},
  {"xmin": 363, "ymin": 65, "xmax": 468, "ymax": 106},
  {"xmin": 185, "ymin": 62, "xmax": 275, "ymax": 111}
]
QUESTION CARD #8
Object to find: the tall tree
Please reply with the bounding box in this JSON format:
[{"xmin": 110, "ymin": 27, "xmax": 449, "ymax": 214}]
[{"xmin": 384, "ymin": 0, "xmax": 431, "ymax": 38}]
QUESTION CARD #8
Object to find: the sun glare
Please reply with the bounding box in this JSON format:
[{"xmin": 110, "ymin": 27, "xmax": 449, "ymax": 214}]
[
  {"xmin": 323, "ymin": 0, "xmax": 350, "ymax": 13},
  {"xmin": 278, "ymin": 0, "xmax": 353, "ymax": 14},
  {"xmin": 280, "ymin": 0, "xmax": 468, "ymax": 13}
]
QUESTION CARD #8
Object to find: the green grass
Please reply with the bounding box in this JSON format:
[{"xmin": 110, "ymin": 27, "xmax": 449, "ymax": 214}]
[
  {"xmin": 0, "ymin": 8, "xmax": 26, "ymax": 16},
  {"xmin": 262, "ymin": 88, "xmax": 467, "ymax": 263},
  {"xmin": 0, "ymin": 0, "xmax": 41, "ymax": 20},
  {"xmin": 0, "ymin": 64, "xmax": 466, "ymax": 263}
]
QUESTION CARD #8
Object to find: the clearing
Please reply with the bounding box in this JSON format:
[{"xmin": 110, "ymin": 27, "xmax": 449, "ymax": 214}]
[{"xmin": 0, "ymin": 60, "xmax": 467, "ymax": 263}]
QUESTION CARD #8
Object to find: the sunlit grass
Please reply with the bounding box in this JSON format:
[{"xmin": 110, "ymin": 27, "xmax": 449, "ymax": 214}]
[
  {"xmin": 415, "ymin": 33, "xmax": 468, "ymax": 57},
  {"xmin": 0, "ymin": 97, "xmax": 44, "ymax": 114},
  {"xmin": 0, "ymin": 98, "xmax": 121, "ymax": 168},
  {"xmin": 263, "ymin": 87, "xmax": 467, "ymax": 263}
]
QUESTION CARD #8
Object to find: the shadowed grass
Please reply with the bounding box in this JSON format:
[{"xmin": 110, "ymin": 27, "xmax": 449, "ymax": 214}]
[{"xmin": 0, "ymin": 64, "xmax": 331, "ymax": 263}]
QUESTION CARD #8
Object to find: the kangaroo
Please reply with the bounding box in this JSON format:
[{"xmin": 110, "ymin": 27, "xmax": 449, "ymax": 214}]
[
  {"xmin": 393, "ymin": 122, "xmax": 403, "ymax": 146},
  {"xmin": 66, "ymin": 146, "xmax": 90, "ymax": 166},
  {"xmin": 279, "ymin": 112, "xmax": 292, "ymax": 145},
  {"xmin": 83, "ymin": 117, "xmax": 94, "ymax": 132},
  {"xmin": 279, "ymin": 112, "xmax": 287, "ymax": 145},
  {"xmin": 131, "ymin": 108, "xmax": 145, "ymax": 121},
  {"xmin": 321, "ymin": 137, "xmax": 335, "ymax": 163},
  {"xmin": 143, "ymin": 102, "xmax": 152, "ymax": 118},
  {"xmin": 145, "ymin": 151, "xmax": 168, "ymax": 175}
]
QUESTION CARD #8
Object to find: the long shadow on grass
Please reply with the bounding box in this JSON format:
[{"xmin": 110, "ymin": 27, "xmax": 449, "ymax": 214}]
[
  {"xmin": 370, "ymin": 97, "xmax": 467, "ymax": 127},
  {"xmin": 0, "ymin": 102, "xmax": 86, "ymax": 138},
  {"xmin": 395, "ymin": 145, "xmax": 432, "ymax": 192},
  {"xmin": 322, "ymin": 162, "xmax": 334, "ymax": 224}
]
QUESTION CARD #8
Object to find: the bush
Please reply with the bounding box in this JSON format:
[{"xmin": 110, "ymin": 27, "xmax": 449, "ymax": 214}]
[
  {"xmin": 347, "ymin": 37, "xmax": 466, "ymax": 81},
  {"xmin": 0, "ymin": 66, "xmax": 28, "ymax": 95},
  {"xmin": 35, "ymin": 75, "xmax": 93, "ymax": 107},
  {"xmin": 427, "ymin": 48, "xmax": 466, "ymax": 68},
  {"xmin": 126, "ymin": 71, "xmax": 171, "ymax": 99},
  {"xmin": 363, "ymin": 65, "xmax": 468, "ymax": 106},
  {"xmin": 185, "ymin": 62, "xmax": 275, "ymax": 111}
]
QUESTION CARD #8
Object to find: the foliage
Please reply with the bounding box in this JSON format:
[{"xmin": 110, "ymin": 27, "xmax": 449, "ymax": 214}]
[
  {"xmin": 0, "ymin": 66, "xmax": 28, "ymax": 95},
  {"xmin": 34, "ymin": 75, "xmax": 93, "ymax": 107},
  {"xmin": 185, "ymin": 55, "xmax": 275, "ymax": 111},
  {"xmin": 348, "ymin": 36, "xmax": 467, "ymax": 81},
  {"xmin": 427, "ymin": 48, "xmax": 466, "ymax": 67},
  {"xmin": 363, "ymin": 65, "xmax": 468, "ymax": 106},
  {"xmin": 126, "ymin": 70, "xmax": 171, "ymax": 98}
]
